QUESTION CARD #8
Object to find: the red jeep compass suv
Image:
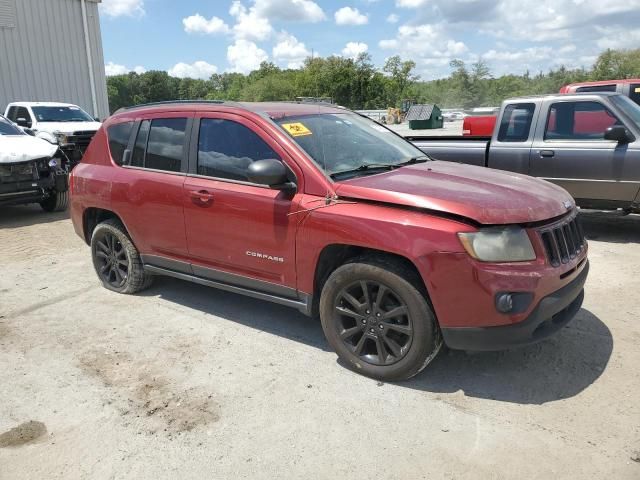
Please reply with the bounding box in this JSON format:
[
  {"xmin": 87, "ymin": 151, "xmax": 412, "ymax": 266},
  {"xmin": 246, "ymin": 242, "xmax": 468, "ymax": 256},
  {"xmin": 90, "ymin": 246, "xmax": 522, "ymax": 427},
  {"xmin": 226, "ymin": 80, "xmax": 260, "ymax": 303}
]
[{"xmin": 70, "ymin": 100, "xmax": 589, "ymax": 381}]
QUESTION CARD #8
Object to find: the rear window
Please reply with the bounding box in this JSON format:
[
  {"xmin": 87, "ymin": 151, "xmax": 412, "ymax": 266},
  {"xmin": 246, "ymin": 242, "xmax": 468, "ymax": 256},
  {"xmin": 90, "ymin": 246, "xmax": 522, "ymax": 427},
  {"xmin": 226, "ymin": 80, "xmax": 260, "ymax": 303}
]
[
  {"xmin": 107, "ymin": 122, "xmax": 134, "ymax": 165},
  {"xmin": 575, "ymin": 84, "xmax": 617, "ymax": 93},
  {"xmin": 497, "ymin": 103, "xmax": 535, "ymax": 142},
  {"xmin": 145, "ymin": 118, "xmax": 187, "ymax": 172}
]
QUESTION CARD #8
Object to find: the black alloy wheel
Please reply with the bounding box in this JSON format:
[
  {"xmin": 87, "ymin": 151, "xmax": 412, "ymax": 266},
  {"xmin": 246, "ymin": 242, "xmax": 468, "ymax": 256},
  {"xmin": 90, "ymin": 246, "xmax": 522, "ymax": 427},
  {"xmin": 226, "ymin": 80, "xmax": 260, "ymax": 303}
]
[
  {"xmin": 334, "ymin": 280, "xmax": 413, "ymax": 366},
  {"xmin": 94, "ymin": 231, "xmax": 129, "ymax": 289}
]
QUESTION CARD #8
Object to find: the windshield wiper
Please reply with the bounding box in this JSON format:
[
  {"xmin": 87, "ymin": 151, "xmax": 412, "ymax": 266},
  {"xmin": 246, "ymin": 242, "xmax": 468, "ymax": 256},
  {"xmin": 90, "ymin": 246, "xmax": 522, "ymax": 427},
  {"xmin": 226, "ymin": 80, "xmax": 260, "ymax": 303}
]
[
  {"xmin": 330, "ymin": 163, "xmax": 397, "ymax": 180},
  {"xmin": 396, "ymin": 155, "xmax": 430, "ymax": 166},
  {"xmin": 330, "ymin": 156, "xmax": 430, "ymax": 180}
]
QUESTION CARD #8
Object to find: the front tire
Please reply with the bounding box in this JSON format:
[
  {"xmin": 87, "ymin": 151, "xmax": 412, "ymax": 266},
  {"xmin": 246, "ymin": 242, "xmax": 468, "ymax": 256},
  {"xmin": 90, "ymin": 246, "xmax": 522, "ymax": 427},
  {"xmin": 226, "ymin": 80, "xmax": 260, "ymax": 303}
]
[
  {"xmin": 91, "ymin": 219, "xmax": 152, "ymax": 294},
  {"xmin": 40, "ymin": 190, "xmax": 68, "ymax": 212},
  {"xmin": 320, "ymin": 259, "xmax": 441, "ymax": 381}
]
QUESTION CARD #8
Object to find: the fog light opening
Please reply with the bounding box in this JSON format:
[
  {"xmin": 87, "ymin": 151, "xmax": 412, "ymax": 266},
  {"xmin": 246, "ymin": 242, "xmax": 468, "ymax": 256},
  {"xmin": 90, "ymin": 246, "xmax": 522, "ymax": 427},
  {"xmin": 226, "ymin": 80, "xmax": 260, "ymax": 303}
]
[{"xmin": 496, "ymin": 293, "xmax": 514, "ymax": 313}]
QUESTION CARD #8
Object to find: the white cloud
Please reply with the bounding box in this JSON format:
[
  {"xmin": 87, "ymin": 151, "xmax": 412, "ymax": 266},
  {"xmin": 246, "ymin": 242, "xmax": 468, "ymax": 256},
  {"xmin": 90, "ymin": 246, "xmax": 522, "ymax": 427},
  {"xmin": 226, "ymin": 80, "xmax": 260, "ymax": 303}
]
[
  {"xmin": 230, "ymin": 1, "xmax": 274, "ymax": 41},
  {"xmin": 386, "ymin": 13, "xmax": 399, "ymax": 23},
  {"xmin": 227, "ymin": 39, "xmax": 269, "ymax": 73},
  {"xmin": 105, "ymin": 62, "xmax": 146, "ymax": 76},
  {"xmin": 168, "ymin": 61, "xmax": 218, "ymax": 79},
  {"xmin": 395, "ymin": 0, "xmax": 427, "ymax": 7},
  {"xmin": 595, "ymin": 26, "xmax": 640, "ymax": 50},
  {"xmin": 183, "ymin": 14, "xmax": 230, "ymax": 35},
  {"xmin": 380, "ymin": 23, "xmax": 468, "ymax": 58},
  {"xmin": 273, "ymin": 32, "xmax": 310, "ymax": 69},
  {"xmin": 100, "ymin": 0, "xmax": 144, "ymax": 17},
  {"xmin": 253, "ymin": 0, "xmax": 326, "ymax": 22},
  {"xmin": 341, "ymin": 42, "xmax": 368, "ymax": 59},
  {"xmin": 334, "ymin": 7, "xmax": 368, "ymax": 25}
]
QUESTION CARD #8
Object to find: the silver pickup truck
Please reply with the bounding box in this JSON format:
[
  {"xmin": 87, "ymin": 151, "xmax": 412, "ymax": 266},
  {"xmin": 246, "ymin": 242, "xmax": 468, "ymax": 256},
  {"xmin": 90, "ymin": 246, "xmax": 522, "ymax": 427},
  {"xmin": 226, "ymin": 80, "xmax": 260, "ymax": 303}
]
[{"xmin": 409, "ymin": 93, "xmax": 640, "ymax": 213}]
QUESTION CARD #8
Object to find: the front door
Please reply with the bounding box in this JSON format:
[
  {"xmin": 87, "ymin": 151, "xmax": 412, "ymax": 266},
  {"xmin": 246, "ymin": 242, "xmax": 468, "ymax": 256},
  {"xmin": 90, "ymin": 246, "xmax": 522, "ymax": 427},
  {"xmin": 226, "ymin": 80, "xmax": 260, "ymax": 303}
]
[
  {"xmin": 183, "ymin": 113, "xmax": 304, "ymax": 297},
  {"xmin": 530, "ymin": 99, "xmax": 640, "ymax": 206}
]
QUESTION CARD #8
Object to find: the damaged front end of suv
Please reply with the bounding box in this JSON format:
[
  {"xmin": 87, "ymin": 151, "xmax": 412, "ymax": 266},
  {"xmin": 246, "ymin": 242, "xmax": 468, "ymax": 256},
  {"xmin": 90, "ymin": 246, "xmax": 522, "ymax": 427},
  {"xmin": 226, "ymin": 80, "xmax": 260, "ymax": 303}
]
[{"xmin": 0, "ymin": 115, "xmax": 70, "ymax": 212}]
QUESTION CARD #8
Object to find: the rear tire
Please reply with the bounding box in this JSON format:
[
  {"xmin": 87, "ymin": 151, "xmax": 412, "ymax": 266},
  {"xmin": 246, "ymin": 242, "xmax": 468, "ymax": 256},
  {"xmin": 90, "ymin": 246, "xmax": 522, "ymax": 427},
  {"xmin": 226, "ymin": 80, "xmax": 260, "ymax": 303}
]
[
  {"xmin": 40, "ymin": 190, "xmax": 68, "ymax": 212},
  {"xmin": 91, "ymin": 219, "xmax": 153, "ymax": 294},
  {"xmin": 320, "ymin": 258, "xmax": 441, "ymax": 381}
]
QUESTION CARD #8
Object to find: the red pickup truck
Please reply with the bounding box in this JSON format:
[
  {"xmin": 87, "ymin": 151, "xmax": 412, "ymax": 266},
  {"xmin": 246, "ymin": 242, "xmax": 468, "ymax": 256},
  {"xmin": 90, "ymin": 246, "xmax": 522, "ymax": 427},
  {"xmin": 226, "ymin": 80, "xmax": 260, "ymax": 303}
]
[{"xmin": 69, "ymin": 101, "xmax": 588, "ymax": 381}]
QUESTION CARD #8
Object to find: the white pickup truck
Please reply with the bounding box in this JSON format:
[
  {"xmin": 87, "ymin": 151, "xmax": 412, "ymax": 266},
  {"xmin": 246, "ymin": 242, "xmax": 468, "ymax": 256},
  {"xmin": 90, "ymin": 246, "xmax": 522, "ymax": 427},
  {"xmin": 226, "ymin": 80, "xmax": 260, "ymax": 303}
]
[{"xmin": 4, "ymin": 102, "xmax": 101, "ymax": 166}]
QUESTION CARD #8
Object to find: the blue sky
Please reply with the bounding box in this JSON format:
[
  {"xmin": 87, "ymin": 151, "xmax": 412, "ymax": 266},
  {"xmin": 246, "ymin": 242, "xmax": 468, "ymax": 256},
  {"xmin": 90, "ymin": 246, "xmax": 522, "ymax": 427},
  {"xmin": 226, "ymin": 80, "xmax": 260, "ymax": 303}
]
[{"xmin": 99, "ymin": 0, "xmax": 640, "ymax": 80}]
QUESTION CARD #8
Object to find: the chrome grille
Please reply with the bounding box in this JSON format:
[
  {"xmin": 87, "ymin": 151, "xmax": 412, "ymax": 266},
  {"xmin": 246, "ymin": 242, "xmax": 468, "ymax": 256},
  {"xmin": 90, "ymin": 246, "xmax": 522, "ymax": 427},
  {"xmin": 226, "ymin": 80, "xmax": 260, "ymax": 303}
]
[
  {"xmin": 68, "ymin": 130, "xmax": 97, "ymax": 147},
  {"xmin": 538, "ymin": 214, "xmax": 586, "ymax": 267}
]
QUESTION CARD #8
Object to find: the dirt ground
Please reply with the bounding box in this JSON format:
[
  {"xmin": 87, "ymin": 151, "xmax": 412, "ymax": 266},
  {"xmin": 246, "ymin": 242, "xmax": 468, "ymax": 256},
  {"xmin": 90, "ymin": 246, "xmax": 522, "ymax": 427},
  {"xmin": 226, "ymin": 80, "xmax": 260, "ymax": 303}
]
[{"xmin": 0, "ymin": 205, "xmax": 639, "ymax": 479}]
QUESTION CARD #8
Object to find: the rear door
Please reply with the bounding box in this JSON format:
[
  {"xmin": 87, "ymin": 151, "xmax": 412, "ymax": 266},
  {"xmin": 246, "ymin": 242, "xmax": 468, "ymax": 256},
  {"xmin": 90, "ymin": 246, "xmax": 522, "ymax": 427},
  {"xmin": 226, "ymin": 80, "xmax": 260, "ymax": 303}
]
[
  {"xmin": 530, "ymin": 99, "xmax": 639, "ymax": 205},
  {"xmin": 183, "ymin": 112, "xmax": 304, "ymax": 295},
  {"xmin": 110, "ymin": 112, "xmax": 193, "ymax": 268}
]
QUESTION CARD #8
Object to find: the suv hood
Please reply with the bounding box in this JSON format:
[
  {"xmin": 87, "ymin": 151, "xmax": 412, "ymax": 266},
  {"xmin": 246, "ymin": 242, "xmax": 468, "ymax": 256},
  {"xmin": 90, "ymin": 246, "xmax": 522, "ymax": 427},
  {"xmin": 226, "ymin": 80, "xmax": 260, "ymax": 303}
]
[
  {"xmin": 34, "ymin": 121, "xmax": 101, "ymax": 134},
  {"xmin": 334, "ymin": 161, "xmax": 575, "ymax": 225},
  {"xmin": 0, "ymin": 135, "xmax": 58, "ymax": 164}
]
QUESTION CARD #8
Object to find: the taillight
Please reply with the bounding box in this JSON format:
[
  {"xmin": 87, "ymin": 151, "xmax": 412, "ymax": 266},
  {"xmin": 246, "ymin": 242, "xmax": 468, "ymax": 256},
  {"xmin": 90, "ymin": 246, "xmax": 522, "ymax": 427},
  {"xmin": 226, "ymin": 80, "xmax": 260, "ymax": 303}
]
[{"xmin": 69, "ymin": 170, "xmax": 75, "ymax": 194}]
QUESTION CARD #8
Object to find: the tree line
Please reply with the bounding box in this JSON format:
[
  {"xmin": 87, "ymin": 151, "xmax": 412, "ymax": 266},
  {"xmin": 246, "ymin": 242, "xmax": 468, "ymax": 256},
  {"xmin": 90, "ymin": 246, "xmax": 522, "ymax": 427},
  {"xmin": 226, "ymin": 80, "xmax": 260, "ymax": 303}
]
[{"xmin": 107, "ymin": 48, "xmax": 640, "ymax": 113}]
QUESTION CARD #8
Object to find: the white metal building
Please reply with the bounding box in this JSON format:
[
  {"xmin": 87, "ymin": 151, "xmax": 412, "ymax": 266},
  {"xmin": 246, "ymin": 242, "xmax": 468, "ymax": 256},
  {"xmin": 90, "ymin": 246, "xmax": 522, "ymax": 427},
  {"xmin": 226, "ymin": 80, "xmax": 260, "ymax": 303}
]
[{"xmin": 0, "ymin": 0, "xmax": 109, "ymax": 119}]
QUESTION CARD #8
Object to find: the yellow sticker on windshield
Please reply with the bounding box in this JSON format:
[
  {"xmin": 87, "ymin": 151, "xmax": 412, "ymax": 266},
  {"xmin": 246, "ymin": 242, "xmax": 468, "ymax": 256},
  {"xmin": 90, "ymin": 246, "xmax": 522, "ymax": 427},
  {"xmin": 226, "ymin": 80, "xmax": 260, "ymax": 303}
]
[
  {"xmin": 281, "ymin": 122, "xmax": 312, "ymax": 137},
  {"xmin": 635, "ymin": 87, "xmax": 640, "ymax": 93}
]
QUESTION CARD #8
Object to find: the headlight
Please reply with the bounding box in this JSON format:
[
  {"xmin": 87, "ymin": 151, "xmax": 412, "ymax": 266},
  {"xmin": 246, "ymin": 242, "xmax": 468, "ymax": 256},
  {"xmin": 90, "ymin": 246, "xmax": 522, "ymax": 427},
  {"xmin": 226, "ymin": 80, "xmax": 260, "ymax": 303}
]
[
  {"xmin": 55, "ymin": 132, "xmax": 68, "ymax": 144},
  {"xmin": 458, "ymin": 227, "xmax": 536, "ymax": 262}
]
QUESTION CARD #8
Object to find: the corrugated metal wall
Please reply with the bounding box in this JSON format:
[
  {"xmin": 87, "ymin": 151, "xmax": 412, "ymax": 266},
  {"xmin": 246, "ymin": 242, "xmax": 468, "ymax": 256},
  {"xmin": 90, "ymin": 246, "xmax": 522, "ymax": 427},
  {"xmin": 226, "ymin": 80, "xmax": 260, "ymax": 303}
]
[{"xmin": 0, "ymin": 0, "xmax": 109, "ymax": 119}]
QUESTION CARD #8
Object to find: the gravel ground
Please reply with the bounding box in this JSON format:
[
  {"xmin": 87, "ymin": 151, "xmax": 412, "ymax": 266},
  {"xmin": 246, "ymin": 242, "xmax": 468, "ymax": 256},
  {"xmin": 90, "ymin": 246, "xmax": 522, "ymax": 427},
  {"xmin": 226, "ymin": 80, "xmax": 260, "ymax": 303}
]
[{"xmin": 0, "ymin": 205, "xmax": 639, "ymax": 479}]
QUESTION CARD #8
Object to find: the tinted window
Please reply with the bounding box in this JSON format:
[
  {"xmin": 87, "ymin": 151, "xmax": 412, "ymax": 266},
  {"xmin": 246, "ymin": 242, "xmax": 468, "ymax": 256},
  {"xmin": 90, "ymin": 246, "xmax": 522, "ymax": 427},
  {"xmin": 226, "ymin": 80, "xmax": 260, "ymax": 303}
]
[
  {"xmin": 497, "ymin": 103, "xmax": 535, "ymax": 142},
  {"xmin": 145, "ymin": 118, "xmax": 187, "ymax": 172},
  {"xmin": 131, "ymin": 120, "xmax": 150, "ymax": 167},
  {"xmin": 107, "ymin": 122, "xmax": 134, "ymax": 165},
  {"xmin": 32, "ymin": 106, "xmax": 93, "ymax": 122},
  {"xmin": 6, "ymin": 107, "xmax": 17, "ymax": 121},
  {"xmin": 197, "ymin": 119, "xmax": 280, "ymax": 181},
  {"xmin": 12, "ymin": 107, "xmax": 31, "ymax": 122},
  {"xmin": 576, "ymin": 85, "xmax": 616, "ymax": 93},
  {"xmin": 630, "ymin": 84, "xmax": 640, "ymax": 107},
  {"xmin": 545, "ymin": 101, "xmax": 619, "ymax": 140},
  {"xmin": 0, "ymin": 116, "xmax": 22, "ymax": 135}
]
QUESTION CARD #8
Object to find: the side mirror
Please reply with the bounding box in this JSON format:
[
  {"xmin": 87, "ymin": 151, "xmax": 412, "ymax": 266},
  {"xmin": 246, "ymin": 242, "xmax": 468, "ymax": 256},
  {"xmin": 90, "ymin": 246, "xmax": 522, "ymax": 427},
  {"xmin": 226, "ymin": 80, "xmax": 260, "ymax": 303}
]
[
  {"xmin": 247, "ymin": 159, "xmax": 294, "ymax": 190},
  {"xmin": 604, "ymin": 125, "xmax": 633, "ymax": 144},
  {"xmin": 16, "ymin": 117, "xmax": 32, "ymax": 128},
  {"xmin": 94, "ymin": 117, "xmax": 101, "ymax": 122}
]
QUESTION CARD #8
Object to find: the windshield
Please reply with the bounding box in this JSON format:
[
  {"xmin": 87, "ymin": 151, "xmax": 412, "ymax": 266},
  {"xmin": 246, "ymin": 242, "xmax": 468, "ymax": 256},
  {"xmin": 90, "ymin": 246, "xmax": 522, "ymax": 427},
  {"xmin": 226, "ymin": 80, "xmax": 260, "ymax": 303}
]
[
  {"xmin": 610, "ymin": 95, "xmax": 640, "ymax": 125},
  {"xmin": 32, "ymin": 106, "xmax": 94, "ymax": 123},
  {"xmin": 275, "ymin": 113, "xmax": 427, "ymax": 177},
  {"xmin": 0, "ymin": 116, "xmax": 23, "ymax": 135}
]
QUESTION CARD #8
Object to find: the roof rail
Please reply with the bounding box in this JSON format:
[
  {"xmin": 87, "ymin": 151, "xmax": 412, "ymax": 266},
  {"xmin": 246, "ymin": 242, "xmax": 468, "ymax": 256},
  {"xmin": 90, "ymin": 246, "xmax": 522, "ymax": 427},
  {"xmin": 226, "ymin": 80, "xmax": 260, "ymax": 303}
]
[{"xmin": 123, "ymin": 99, "xmax": 228, "ymax": 110}]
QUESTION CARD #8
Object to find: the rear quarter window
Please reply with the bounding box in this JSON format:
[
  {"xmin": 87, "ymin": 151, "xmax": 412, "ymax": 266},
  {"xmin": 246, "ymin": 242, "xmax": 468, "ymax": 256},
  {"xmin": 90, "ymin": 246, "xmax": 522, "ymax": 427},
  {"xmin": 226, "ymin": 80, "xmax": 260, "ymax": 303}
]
[
  {"xmin": 497, "ymin": 103, "xmax": 535, "ymax": 142},
  {"xmin": 107, "ymin": 122, "xmax": 134, "ymax": 165}
]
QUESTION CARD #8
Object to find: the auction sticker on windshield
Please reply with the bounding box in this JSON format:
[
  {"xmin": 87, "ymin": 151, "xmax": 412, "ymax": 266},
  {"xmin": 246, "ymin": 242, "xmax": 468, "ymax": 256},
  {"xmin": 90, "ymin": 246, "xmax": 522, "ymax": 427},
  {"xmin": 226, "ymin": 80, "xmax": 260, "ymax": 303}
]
[{"xmin": 281, "ymin": 122, "xmax": 312, "ymax": 137}]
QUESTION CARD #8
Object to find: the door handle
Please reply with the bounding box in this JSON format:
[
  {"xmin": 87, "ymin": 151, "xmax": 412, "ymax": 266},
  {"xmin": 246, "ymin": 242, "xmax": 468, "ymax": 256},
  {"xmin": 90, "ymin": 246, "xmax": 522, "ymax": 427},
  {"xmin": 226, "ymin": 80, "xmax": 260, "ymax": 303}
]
[
  {"xmin": 540, "ymin": 150, "xmax": 555, "ymax": 158},
  {"xmin": 189, "ymin": 190, "xmax": 214, "ymax": 205}
]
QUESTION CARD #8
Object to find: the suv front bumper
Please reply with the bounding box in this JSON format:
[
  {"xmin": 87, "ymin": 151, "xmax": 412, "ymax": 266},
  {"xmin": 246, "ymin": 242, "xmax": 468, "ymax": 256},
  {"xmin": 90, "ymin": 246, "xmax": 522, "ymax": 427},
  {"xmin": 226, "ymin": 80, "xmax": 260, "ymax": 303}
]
[{"xmin": 441, "ymin": 260, "xmax": 588, "ymax": 351}]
